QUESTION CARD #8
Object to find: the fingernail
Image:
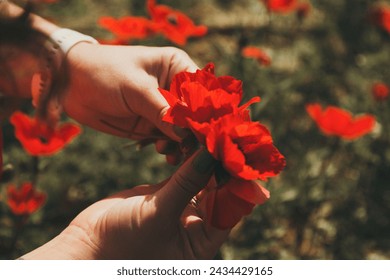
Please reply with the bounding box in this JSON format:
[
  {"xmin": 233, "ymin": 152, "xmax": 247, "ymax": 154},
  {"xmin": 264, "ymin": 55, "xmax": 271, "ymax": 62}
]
[
  {"xmin": 192, "ymin": 149, "xmax": 215, "ymax": 174},
  {"xmin": 173, "ymin": 126, "xmax": 190, "ymax": 139}
]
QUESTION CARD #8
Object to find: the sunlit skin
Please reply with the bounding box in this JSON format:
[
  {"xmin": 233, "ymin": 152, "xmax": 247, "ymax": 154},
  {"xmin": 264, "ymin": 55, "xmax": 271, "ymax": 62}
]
[
  {"xmin": 1, "ymin": 6, "xmax": 231, "ymax": 259},
  {"xmin": 1, "ymin": 3, "xmax": 203, "ymax": 164},
  {"xmin": 21, "ymin": 150, "xmax": 230, "ymax": 259}
]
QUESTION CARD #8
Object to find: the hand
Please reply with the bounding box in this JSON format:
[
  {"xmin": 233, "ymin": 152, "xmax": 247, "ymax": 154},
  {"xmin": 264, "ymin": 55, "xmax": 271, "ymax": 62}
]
[
  {"xmin": 21, "ymin": 149, "xmax": 229, "ymax": 259},
  {"xmin": 62, "ymin": 44, "xmax": 197, "ymax": 141},
  {"xmin": 62, "ymin": 44, "xmax": 198, "ymax": 164}
]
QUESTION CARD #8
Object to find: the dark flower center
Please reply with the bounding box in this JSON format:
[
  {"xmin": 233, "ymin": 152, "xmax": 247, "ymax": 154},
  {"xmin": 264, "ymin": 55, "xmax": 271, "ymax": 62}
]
[
  {"xmin": 38, "ymin": 135, "xmax": 48, "ymax": 144},
  {"xmin": 167, "ymin": 14, "xmax": 178, "ymax": 25}
]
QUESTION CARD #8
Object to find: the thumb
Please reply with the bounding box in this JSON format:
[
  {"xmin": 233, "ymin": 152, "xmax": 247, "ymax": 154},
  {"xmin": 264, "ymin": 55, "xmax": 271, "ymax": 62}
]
[{"xmin": 156, "ymin": 148, "xmax": 216, "ymax": 217}]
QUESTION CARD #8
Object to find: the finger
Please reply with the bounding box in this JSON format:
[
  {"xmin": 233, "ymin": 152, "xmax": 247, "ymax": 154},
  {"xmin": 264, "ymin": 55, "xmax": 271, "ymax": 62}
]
[
  {"xmin": 126, "ymin": 47, "xmax": 197, "ymax": 141},
  {"xmin": 155, "ymin": 148, "xmax": 216, "ymax": 218},
  {"xmin": 155, "ymin": 139, "xmax": 177, "ymax": 154},
  {"xmin": 64, "ymin": 102, "xmax": 134, "ymax": 138},
  {"xmin": 109, "ymin": 180, "xmax": 168, "ymax": 199},
  {"xmin": 162, "ymin": 46, "xmax": 199, "ymax": 84},
  {"xmin": 121, "ymin": 81, "xmax": 188, "ymax": 142},
  {"xmin": 155, "ymin": 140, "xmax": 183, "ymax": 165},
  {"xmin": 152, "ymin": 47, "xmax": 198, "ymax": 140},
  {"xmin": 166, "ymin": 152, "xmax": 182, "ymax": 166},
  {"xmin": 184, "ymin": 218, "xmax": 231, "ymax": 259}
]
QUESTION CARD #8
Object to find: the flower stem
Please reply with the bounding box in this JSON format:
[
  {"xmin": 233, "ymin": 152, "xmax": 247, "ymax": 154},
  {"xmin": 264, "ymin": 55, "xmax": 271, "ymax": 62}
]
[{"xmin": 31, "ymin": 156, "xmax": 39, "ymax": 186}]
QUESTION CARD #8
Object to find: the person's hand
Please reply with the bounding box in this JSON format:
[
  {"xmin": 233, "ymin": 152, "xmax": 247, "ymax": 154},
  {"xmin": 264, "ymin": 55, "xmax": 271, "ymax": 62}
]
[
  {"xmin": 62, "ymin": 44, "xmax": 198, "ymax": 163},
  {"xmin": 21, "ymin": 149, "xmax": 230, "ymax": 259}
]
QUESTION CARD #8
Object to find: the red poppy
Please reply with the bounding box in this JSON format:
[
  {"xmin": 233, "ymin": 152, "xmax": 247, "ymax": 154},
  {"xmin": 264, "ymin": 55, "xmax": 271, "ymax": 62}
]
[
  {"xmin": 368, "ymin": 5, "xmax": 390, "ymax": 34},
  {"xmin": 262, "ymin": 0, "xmax": 298, "ymax": 14},
  {"xmin": 10, "ymin": 111, "xmax": 81, "ymax": 156},
  {"xmin": 207, "ymin": 178, "xmax": 270, "ymax": 229},
  {"xmin": 306, "ymin": 103, "xmax": 376, "ymax": 140},
  {"xmin": 160, "ymin": 63, "xmax": 256, "ymax": 143},
  {"xmin": 7, "ymin": 182, "xmax": 46, "ymax": 216},
  {"xmin": 147, "ymin": 0, "xmax": 207, "ymax": 45},
  {"xmin": 161, "ymin": 63, "xmax": 285, "ymax": 228},
  {"xmin": 98, "ymin": 16, "xmax": 155, "ymax": 41},
  {"xmin": 242, "ymin": 46, "xmax": 271, "ymax": 66},
  {"xmin": 191, "ymin": 113, "xmax": 286, "ymax": 181},
  {"xmin": 372, "ymin": 82, "xmax": 389, "ymax": 102}
]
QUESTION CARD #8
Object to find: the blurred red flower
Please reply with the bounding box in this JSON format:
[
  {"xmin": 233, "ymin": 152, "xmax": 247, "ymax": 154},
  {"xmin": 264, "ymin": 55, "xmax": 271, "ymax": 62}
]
[
  {"xmin": 98, "ymin": 16, "xmax": 155, "ymax": 42},
  {"xmin": 368, "ymin": 5, "xmax": 390, "ymax": 34},
  {"xmin": 371, "ymin": 82, "xmax": 389, "ymax": 102},
  {"xmin": 147, "ymin": 0, "xmax": 207, "ymax": 45},
  {"xmin": 10, "ymin": 111, "xmax": 81, "ymax": 156},
  {"xmin": 242, "ymin": 46, "xmax": 271, "ymax": 66},
  {"xmin": 306, "ymin": 103, "xmax": 376, "ymax": 140},
  {"xmin": 207, "ymin": 179, "xmax": 270, "ymax": 229},
  {"xmin": 262, "ymin": 0, "xmax": 298, "ymax": 13},
  {"xmin": 7, "ymin": 182, "xmax": 46, "ymax": 216}
]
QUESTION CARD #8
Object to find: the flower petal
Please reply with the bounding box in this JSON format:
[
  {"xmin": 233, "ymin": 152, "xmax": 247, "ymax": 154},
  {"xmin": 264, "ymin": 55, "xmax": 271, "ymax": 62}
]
[
  {"xmin": 206, "ymin": 185, "xmax": 255, "ymax": 229},
  {"xmin": 224, "ymin": 178, "xmax": 270, "ymax": 205}
]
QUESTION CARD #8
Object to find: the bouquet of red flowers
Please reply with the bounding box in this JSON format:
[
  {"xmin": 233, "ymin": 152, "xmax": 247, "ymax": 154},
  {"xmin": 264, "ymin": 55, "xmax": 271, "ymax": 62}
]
[{"xmin": 160, "ymin": 63, "xmax": 286, "ymax": 229}]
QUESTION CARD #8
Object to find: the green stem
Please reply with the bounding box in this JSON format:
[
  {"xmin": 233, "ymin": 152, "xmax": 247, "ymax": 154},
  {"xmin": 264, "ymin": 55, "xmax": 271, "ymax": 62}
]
[{"xmin": 31, "ymin": 156, "xmax": 39, "ymax": 186}]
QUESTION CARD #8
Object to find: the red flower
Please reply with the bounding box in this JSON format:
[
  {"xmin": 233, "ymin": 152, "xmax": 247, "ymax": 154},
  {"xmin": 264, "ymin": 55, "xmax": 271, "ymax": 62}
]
[
  {"xmin": 191, "ymin": 113, "xmax": 286, "ymax": 181},
  {"xmin": 306, "ymin": 103, "xmax": 376, "ymax": 140},
  {"xmin": 160, "ymin": 63, "xmax": 243, "ymax": 126},
  {"xmin": 10, "ymin": 111, "xmax": 81, "ymax": 156},
  {"xmin": 161, "ymin": 63, "xmax": 285, "ymax": 228},
  {"xmin": 147, "ymin": 0, "xmax": 207, "ymax": 45},
  {"xmin": 207, "ymin": 178, "xmax": 270, "ymax": 229},
  {"xmin": 368, "ymin": 5, "xmax": 390, "ymax": 34},
  {"xmin": 7, "ymin": 182, "xmax": 46, "ymax": 216},
  {"xmin": 262, "ymin": 0, "xmax": 298, "ymax": 14},
  {"xmin": 98, "ymin": 16, "xmax": 155, "ymax": 41},
  {"xmin": 372, "ymin": 82, "xmax": 389, "ymax": 102},
  {"xmin": 242, "ymin": 46, "xmax": 271, "ymax": 66}
]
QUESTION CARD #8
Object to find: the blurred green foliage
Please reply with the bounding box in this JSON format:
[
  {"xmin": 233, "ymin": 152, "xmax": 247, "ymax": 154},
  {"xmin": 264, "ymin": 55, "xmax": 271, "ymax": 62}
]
[{"xmin": 1, "ymin": 0, "xmax": 389, "ymax": 259}]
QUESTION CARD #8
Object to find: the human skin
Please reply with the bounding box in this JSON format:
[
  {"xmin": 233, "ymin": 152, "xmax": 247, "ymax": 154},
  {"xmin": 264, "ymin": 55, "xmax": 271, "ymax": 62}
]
[
  {"xmin": 1, "ymin": 2, "xmax": 198, "ymax": 163},
  {"xmin": 21, "ymin": 149, "xmax": 229, "ymax": 259}
]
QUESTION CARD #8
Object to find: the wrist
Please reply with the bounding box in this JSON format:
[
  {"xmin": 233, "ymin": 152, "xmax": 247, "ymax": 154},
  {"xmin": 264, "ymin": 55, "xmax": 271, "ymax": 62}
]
[
  {"xmin": 20, "ymin": 224, "xmax": 100, "ymax": 260},
  {"xmin": 32, "ymin": 28, "xmax": 98, "ymax": 124}
]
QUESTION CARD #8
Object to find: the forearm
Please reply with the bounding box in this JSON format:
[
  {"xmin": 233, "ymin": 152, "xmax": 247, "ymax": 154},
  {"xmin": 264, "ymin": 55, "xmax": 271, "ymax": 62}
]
[
  {"xmin": 3, "ymin": 1, "xmax": 59, "ymax": 37},
  {"xmin": 0, "ymin": 1, "xmax": 60, "ymax": 98},
  {"xmin": 20, "ymin": 225, "xmax": 99, "ymax": 260}
]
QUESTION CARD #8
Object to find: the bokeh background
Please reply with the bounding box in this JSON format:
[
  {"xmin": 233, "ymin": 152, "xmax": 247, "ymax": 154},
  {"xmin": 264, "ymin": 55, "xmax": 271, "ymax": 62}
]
[{"xmin": 1, "ymin": 0, "xmax": 389, "ymax": 259}]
